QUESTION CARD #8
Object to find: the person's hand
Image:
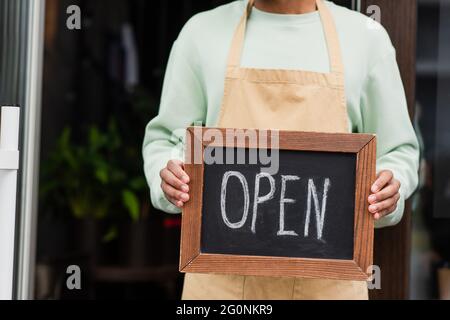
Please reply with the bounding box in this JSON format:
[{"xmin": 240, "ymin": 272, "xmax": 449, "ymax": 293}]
[
  {"xmin": 160, "ymin": 160, "xmax": 190, "ymax": 208},
  {"xmin": 368, "ymin": 170, "xmax": 401, "ymax": 220}
]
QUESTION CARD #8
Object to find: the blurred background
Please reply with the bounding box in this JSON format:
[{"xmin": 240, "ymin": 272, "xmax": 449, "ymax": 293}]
[{"xmin": 0, "ymin": 0, "xmax": 449, "ymax": 300}]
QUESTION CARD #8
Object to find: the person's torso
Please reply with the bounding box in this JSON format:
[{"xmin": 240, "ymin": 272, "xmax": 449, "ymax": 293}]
[{"xmin": 176, "ymin": 0, "xmax": 393, "ymax": 132}]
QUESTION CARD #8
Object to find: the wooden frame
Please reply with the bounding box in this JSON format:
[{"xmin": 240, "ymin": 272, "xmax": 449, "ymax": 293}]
[{"xmin": 180, "ymin": 127, "xmax": 376, "ymax": 281}]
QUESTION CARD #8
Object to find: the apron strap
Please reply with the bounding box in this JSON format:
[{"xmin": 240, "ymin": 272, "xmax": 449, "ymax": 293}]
[
  {"xmin": 227, "ymin": 0, "xmax": 344, "ymax": 76},
  {"xmin": 226, "ymin": 0, "xmax": 254, "ymax": 69},
  {"xmin": 315, "ymin": 0, "xmax": 344, "ymax": 75}
]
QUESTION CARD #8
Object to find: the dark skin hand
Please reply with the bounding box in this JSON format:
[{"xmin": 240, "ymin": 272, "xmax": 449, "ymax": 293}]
[
  {"xmin": 368, "ymin": 170, "xmax": 401, "ymax": 220},
  {"xmin": 160, "ymin": 160, "xmax": 190, "ymax": 208},
  {"xmin": 161, "ymin": 161, "xmax": 401, "ymax": 220}
]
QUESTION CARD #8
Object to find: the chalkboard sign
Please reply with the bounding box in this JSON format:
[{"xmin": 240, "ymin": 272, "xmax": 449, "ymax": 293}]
[{"xmin": 180, "ymin": 127, "xmax": 376, "ymax": 281}]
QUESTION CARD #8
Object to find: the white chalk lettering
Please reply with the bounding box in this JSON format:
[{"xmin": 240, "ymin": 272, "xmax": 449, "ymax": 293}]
[
  {"xmin": 251, "ymin": 172, "xmax": 276, "ymax": 234},
  {"xmin": 220, "ymin": 171, "xmax": 250, "ymax": 229},
  {"xmin": 278, "ymin": 175, "xmax": 300, "ymax": 236},
  {"xmin": 304, "ymin": 178, "xmax": 330, "ymax": 240},
  {"xmin": 218, "ymin": 172, "xmax": 332, "ymax": 241}
]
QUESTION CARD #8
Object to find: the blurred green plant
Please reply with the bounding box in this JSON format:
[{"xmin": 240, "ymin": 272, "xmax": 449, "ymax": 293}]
[
  {"xmin": 39, "ymin": 84, "xmax": 157, "ymax": 244},
  {"xmin": 40, "ymin": 118, "xmax": 147, "ymax": 225}
]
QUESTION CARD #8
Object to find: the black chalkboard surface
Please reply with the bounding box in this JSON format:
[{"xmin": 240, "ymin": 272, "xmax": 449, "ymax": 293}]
[
  {"xmin": 201, "ymin": 147, "xmax": 356, "ymax": 260},
  {"xmin": 180, "ymin": 127, "xmax": 376, "ymax": 280}
]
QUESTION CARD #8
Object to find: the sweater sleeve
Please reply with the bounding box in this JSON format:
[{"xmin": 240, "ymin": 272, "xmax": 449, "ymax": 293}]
[
  {"xmin": 142, "ymin": 38, "xmax": 206, "ymax": 214},
  {"xmin": 360, "ymin": 48, "xmax": 420, "ymax": 228}
]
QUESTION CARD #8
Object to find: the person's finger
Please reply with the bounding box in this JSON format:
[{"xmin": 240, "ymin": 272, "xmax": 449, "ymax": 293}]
[
  {"xmin": 167, "ymin": 160, "xmax": 190, "ymax": 184},
  {"xmin": 160, "ymin": 168, "xmax": 189, "ymax": 192},
  {"xmin": 166, "ymin": 194, "xmax": 184, "ymax": 208},
  {"xmin": 368, "ymin": 179, "xmax": 400, "ymax": 203},
  {"xmin": 161, "ymin": 181, "xmax": 190, "ymax": 203},
  {"xmin": 369, "ymin": 193, "xmax": 400, "ymax": 214},
  {"xmin": 159, "ymin": 184, "xmax": 184, "ymax": 208},
  {"xmin": 374, "ymin": 203, "xmax": 398, "ymax": 220},
  {"xmin": 371, "ymin": 170, "xmax": 393, "ymax": 193}
]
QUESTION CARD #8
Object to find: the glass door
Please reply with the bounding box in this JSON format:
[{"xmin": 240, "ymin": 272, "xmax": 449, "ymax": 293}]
[{"xmin": 413, "ymin": 0, "xmax": 450, "ymax": 300}]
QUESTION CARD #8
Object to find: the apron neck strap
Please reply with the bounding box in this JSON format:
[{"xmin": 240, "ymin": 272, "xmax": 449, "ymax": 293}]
[{"xmin": 227, "ymin": 0, "xmax": 344, "ymax": 75}]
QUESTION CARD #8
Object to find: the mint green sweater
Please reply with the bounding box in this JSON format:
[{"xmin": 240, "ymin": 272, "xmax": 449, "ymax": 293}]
[{"xmin": 142, "ymin": 0, "xmax": 419, "ymax": 228}]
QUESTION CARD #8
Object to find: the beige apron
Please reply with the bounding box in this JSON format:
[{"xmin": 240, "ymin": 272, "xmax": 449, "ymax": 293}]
[{"xmin": 182, "ymin": 0, "xmax": 368, "ymax": 300}]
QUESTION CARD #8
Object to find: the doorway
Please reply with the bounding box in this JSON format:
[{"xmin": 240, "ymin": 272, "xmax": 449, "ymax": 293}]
[{"xmin": 0, "ymin": 0, "xmax": 428, "ymax": 300}]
